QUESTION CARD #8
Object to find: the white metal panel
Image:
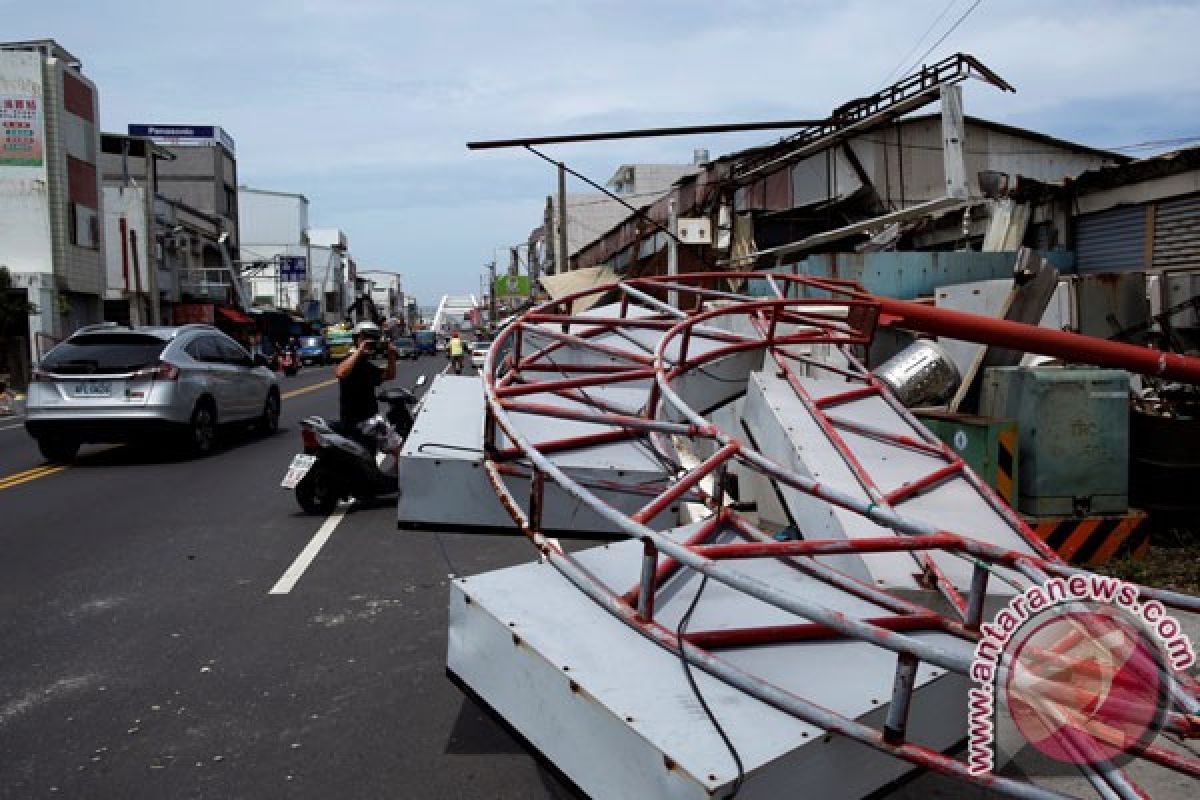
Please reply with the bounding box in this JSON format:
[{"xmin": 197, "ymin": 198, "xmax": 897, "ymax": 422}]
[
  {"xmin": 448, "ymin": 537, "xmax": 971, "ymax": 800},
  {"xmin": 397, "ymin": 375, "xmax": 675, "ymax": 533}
]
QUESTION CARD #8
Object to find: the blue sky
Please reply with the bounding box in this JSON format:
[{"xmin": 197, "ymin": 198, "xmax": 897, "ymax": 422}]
[{"xmin": 11, "ymin": 0, "xmax": 1200, "ymax": 304}]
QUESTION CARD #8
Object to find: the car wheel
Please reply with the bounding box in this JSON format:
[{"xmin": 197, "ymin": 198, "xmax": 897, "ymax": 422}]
[
  {"xmin": 260, "ymin": 390, "xmax": 281, "ymax": 435},
  {"xmin": 296, "ymin": 466, "xmax": 339, "ymax": 515},
  {"xmin": 38, "ymin": 436, "xmax": 79, "ymax": 464},
  {"xmin": 188, "ymin": 401, "xmax": 218, "ymax": 457}
]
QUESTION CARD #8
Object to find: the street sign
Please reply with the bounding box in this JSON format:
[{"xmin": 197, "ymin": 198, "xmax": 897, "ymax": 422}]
[
  {"xmin": 280, "ymin": 256, "xmax": 307, "ymax": 282},
  {"xmin": 494, "ymin": 274, "xmax": 529, "ymax": 297}
]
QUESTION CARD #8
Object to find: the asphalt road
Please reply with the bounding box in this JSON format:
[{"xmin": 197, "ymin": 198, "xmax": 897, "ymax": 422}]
[
  {"xmin": 0, "ymin": 356, "xmax": 580, "ymax": 800},
  {"xmin": 3, "ymin": 357, "xmax": 1196, "ymax": 800}
]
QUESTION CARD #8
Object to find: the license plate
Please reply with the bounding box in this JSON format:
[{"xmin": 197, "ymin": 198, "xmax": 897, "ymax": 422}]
[
  {"xmin": 281, "ymin": 454, "xmax": 317, "ymax": 488},
  {"xmin": 72, "ymin": 382, "xmax": 111, "ymax": 397}
]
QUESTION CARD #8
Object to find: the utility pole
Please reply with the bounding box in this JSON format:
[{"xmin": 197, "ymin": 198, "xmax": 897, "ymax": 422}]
[
  {"xmin": 556, "ymin": 162, "xmax": 569, "ymax": 274},
  {"xmin": 487, "ymin": 260, "xmax": 497, "ymax": 326},
  {"xmin": 667, "ymin": 197, "xmax": 678, "ymax": 309}
]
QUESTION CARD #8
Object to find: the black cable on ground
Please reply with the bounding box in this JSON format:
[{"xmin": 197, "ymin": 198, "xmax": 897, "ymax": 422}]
[{"xmin": 677, "ymin": 574, "xmax": 745, "ymax": 797}]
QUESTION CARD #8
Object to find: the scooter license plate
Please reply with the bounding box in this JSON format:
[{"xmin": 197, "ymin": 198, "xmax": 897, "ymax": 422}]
[{"xmin": 281, "ymin": 454, "xmax": 317, "ymax": 489}]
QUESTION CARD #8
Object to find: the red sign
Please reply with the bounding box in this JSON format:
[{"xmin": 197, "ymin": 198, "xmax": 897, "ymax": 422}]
[{"xmin": 172, "ymin": 303, "xmax": 214, "ymax": 324}]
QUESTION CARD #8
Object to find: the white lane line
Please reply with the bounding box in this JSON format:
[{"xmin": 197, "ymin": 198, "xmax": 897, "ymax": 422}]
[
  {"xmin": 268, "ymin": 506, "xmax": 349, "ymax": 595},
  {"xmin": 0, "ymin": 419, "xmax": 25, "ymax": 432}
]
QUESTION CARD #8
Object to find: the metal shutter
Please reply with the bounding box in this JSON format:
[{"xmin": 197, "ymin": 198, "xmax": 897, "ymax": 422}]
[
  {"xmin": 1152, "ymin": 193, "xmax": 1200, "ymax": 271},
  {"xmin": 1075, "ymin": 205, "xmax": 1147, "ymax": 273}
]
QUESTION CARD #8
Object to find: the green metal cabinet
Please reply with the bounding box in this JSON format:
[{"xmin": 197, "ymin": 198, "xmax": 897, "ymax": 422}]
[
  {"xmin": 914, "ymin": 411, "xmax": 1018, "ymax": 505},
  {"xmin": 980, "ymin": 367, "xmax": 1130, "ymax": 516}
]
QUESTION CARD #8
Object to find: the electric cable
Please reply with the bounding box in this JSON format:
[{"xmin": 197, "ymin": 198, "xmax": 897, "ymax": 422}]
[
  {"xmin": 901, "ymin": 0, "xmax": 984, "ymax": 78},
  {"xmin": 677, "ymin": 574, "xmax": 745, "ymax": 797},
  {"xmin": 878, "ymin": 0, "xmax": 962, "ymax": 88},
  {"xmin": 525, "ymin": 145, "xmax": 685, "ymax": 247}
]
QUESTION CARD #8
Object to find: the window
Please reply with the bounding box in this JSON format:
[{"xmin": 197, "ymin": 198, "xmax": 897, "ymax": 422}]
[
  {"xmin": 42, "ymin": 334, "xmax": 165, "ymax": 375},
  {"xmin": 215, "ymin": 337, "xmax": 251, "ymax": 367},
  {"xmin": 69, "ymin": 203, "xmax": 100, "ymax": 249},
  {"xmin": 185, "ymin": 335, "xmax": 223, "ymax": 363}
]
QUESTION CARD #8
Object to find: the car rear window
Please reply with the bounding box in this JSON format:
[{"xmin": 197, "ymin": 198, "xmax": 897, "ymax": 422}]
[{"xmin": 41, "ymin": 333, "xmax": 166, "ymax": 375}]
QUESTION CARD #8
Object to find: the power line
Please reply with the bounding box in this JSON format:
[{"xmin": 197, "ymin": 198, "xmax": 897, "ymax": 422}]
[
  {"xmin": 524, "ymin": 146, "xmax": 683, "ymax": 247},
  {"xmin": 902, "ymin": 0, "xmax": 984, "ymax": 77},
  {"xmin": 879, "ymin": 0, "xmax": 962, "ymax": 88}
]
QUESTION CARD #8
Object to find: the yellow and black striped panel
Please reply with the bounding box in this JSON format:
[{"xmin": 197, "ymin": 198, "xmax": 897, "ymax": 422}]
[
  {"xmin": 1030, "ymin": 512, "xmax": 1150, "ymax": 567},
  {"xmin": 996, "ymin": 426, "xmax": 1016, "ymax": 505}
]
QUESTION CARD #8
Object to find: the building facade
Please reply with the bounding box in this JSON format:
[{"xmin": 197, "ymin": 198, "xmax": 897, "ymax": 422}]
[{"xmin": 0, "ymin": 39, "xmax": 105, "ymax": 368}]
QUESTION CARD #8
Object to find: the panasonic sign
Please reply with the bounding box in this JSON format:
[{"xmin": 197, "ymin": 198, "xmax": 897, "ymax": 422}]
[{"xmin": 127, "ymin": 124, "xmax": 236, "ymax": 154}]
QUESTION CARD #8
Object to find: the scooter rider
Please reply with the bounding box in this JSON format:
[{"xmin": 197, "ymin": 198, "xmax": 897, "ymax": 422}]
[
  {"xmin": 335, "ymin": 321, "xmax": 397, "ymax": 450},
  {"xmin": 448, "ymin": 329, "xmax": 465, "ymax": 374}
]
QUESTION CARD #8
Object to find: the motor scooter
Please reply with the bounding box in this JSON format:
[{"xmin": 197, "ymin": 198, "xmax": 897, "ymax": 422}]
[{"xmin": 281, "ymin": 375, "xmax": 426, "ymax": 515}]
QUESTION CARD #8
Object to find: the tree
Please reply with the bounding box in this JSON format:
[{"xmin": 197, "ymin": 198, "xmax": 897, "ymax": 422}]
[
  {"xmin": 0, "ymin": 266, "xmax": 37, "ymax": 337},
  {"xmin": 0, "ymin": 266, "xmax": 38, "ymax": 385}
]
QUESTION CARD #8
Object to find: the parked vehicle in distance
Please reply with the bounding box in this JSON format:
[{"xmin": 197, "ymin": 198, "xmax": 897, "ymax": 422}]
[
  {"xmin": 469, "ymin": 338, "xmax": 491, "ymax": 371},
  {"xmin": 325, "ymin": 328, "xmax": 354, "ymax": 360},
  {"xmin": 297, "ymin": 335, "xmax": 329, "ymax": 365},
  {"xmin": 413, "ymin": 330, "xmax": 437, "ymax": 357},
  {"xmin": 25, "ymin": 324, "xmax": 281, "ymax": 462},
  {"xmin": 280, "ymin": 346, "xmax": 300, "ymax": 376},
  {"xmin": 393, "ymin": 338, "xmax": 417, "ymax": 360}
]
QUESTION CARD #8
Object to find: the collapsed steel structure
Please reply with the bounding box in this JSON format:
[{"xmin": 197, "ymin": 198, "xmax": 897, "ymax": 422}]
[{"xmin": 473, "ymin": 272, "xmax": 1200, "ymax": 799}]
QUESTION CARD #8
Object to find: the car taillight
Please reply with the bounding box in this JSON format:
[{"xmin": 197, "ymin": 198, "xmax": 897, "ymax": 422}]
[
  {"xmin": 301, "ymin": 429, "xmax": 320, "ymax": 450},
  {"xmin": 134, "ymin": 361, "xmax": 180, "ymax": 381}
]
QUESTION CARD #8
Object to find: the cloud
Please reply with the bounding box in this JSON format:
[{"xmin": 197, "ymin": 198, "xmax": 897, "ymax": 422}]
[{"xmin": 11, "ymin": 0, "xmax": 1200, "ymax": 302}]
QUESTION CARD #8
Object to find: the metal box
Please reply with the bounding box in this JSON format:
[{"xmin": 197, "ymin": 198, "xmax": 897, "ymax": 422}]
[
  {"xmin": 914, "ymin": 411, "xmax": 1017, "ymax": 505},
  {"xmin": 979, "ymin": 367, "xmax": 1130, "ymax": 516}
]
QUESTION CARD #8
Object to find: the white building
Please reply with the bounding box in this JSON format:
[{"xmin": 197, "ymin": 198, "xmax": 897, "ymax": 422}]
[
  {"xmin": 0, "ymin": 39, "xmax": 104, "ymax": 372},
  {"xmin": 238, "ymin": 187, "xmax": 354, "ymax": 324},
  {"xmin": 358, "ymin": 269, "xmax": 404, "ymax": 320}
]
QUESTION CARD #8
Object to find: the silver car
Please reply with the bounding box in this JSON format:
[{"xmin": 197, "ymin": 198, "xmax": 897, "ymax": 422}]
[{"xmin": 25, "ymin": 323, "xmax": 281, "ymax": 462}]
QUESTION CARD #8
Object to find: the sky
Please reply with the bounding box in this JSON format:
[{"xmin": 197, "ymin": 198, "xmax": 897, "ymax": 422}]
[{"xmin": 11, "ymin": 0, "xmax": 1200, "ymax": 304}]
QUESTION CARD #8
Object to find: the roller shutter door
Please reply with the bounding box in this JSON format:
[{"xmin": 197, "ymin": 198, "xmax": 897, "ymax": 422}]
[
  {"xmin": 1152, "ymin": 193, "xmax": 1200, "ymax": 271},
  {"xmin": 1076, "ymin": 205, "xmax": 1147, "ymax": 273}
]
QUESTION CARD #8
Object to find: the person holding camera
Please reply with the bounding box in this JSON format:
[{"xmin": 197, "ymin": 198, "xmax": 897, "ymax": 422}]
[{"xmin": 335, "ymin": 321, "xmax": 397, "ymax": 449}]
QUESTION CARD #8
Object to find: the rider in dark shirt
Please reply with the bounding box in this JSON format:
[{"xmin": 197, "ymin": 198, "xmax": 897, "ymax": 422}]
[{"xmin": 335, "ymin": 321, "xmax": 397, "ymax": 448}]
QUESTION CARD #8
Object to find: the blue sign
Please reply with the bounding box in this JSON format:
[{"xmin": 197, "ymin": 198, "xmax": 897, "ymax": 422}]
[
  {"xmin": 280, "ymin": 256, "xmax": 307, "ymax": 282},
  {"xmin": 127, "ymin": 124, "xmax": 236, "ymax": 154}
]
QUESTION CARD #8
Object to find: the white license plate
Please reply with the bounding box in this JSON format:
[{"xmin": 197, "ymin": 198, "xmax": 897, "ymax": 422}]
[
  {"xmin": 281, "ymin": 454, "xmax": 317, "ymax": 489},
  {"xmin": 72, "ymin": 382, "xmax": 111, "ymax": 397}
]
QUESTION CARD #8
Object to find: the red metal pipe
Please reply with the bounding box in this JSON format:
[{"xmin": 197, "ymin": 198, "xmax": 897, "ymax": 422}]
[
  {"xmin": 491, "ymin": 428, "xmax": 642, "ymax": 462},
  {"xmin": 624, "ymin": 510, "xmax": 728, "ymax": 607},
  {"xmin": 877, "ymin": 294, "xmax": 1200, "ymax": 383},
  {"xmin": 814, "ymin": 384, "xmax": 878, "ymax": 408},
  {"xmin": 632, "ymin": 442, "xmax": 739, "ymax": 523},
  {"xmin": 885, "ymin": 462, "xmax": 963, "ymax": 506},
  {"xmin": 684, "ymin": 614, "xmax": 945, "ymax": 649},
  {"xmin": 495, "ymin": 367, "xmax": 655, "ymax": 398},
  {"xmin": 694, "ymin": 533, "xmax": 963, "ymax": 560}
]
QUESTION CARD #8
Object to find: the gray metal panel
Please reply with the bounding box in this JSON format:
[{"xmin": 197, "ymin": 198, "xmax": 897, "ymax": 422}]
[
  {"xmin": 1153, "ymin": 192, "xmax": 1200, "ymax": 271},
  {"xmin": 1075, "ymin": 204, "xmax": 1147, "ymax": 273},
  {"xmin": 447, "ymin": 539, "xmax": 971, "ymax": 800}
]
